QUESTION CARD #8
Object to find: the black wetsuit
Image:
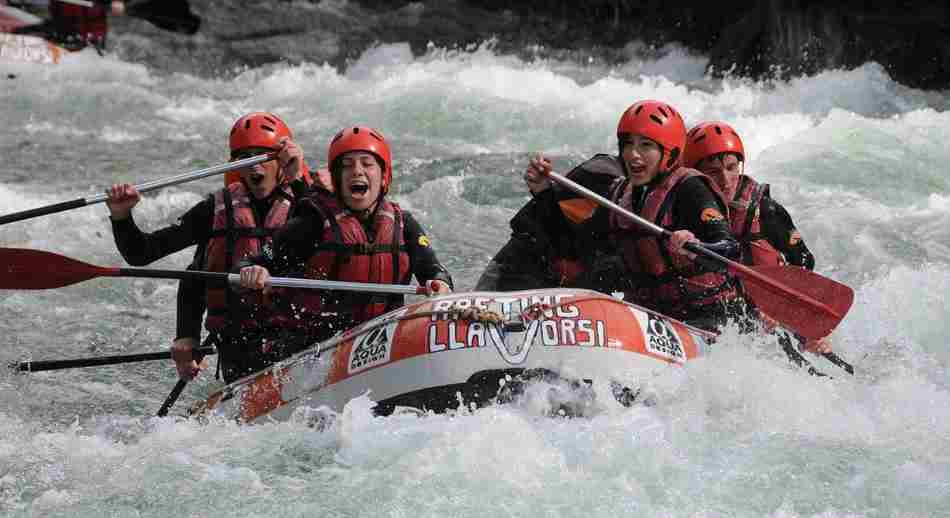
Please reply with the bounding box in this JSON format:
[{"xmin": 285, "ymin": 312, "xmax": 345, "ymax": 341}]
[
  {"xmin": 475, "ymin": 154, "xmax": 624, "ymax": 293},
  {"xmin": 743, "ymin": 189, "xmax": 821, "ymax": 371},
  {"xmin": 758, "ymin": 195, "xmax": 815, "ymax": 270},
  {"xmin": 110, "ymin": 180, "xmax": 309, "ymax": 381}
]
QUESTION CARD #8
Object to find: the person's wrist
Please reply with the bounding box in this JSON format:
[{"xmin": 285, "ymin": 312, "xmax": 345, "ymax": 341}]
[{"xmin": 109, "ymin": 209, "xmax": 131, "ymax": 221}]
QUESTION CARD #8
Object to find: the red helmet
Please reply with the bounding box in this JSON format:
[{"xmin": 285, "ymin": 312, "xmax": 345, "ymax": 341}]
[
  {"xmin": 225, "ymin": 112, "xmax": 292, "ymax": 185},
  {"xmin": 684, "ymin": 121, "xmax": 745, "ymax": 169},
  {"xmin": 327, "ymin": 126, "xmax": 393, "ymax": 195},
  {"xmin": 616, "ymin": 100, "xmax": 687, "ymax": 170},
  {"xmin": 229, "ymin": 112, "xmax": 292, "ymax": 156}
]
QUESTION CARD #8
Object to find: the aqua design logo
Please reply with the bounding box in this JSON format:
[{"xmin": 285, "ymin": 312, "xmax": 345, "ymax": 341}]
[
  {"xmin": 347, "ymin": 318, "xmax": 400, "ymax": 374},
  {"xmin": 630, "ymin": 308, "xmax": 685, "ymax": 362}
]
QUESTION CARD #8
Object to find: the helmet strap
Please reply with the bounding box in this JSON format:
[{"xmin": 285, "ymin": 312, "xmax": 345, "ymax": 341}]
[{"xmin": 666, "ymin": 148, "xmax": 679, "ymax": 170}]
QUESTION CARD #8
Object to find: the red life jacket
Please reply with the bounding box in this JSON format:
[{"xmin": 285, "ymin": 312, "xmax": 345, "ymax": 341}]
[
  {"xmin": 293, "ymin": 197, "xmax": 411, "ymax": 325},
  {"xmin": 728, "ymin": 175, "xmax": 784, "ymax": 267},
  {"xmin": 203, "ymin": 182, "xmax": 293, "ymax": 332},
  {"xmin": 49, "ymin": 1, "xmax": 108, "ymax": 49},
  {"xmin": 609, "ymin": 167, "xmax": 737, "ymax": 318}
]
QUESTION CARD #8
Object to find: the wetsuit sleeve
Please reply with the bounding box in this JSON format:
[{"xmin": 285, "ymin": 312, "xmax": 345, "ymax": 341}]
[
  {"xmin": 403, "ymin": 212, "xmax": 454, "ymax": 288},
  {"xmin": 237, "ymin": 199, "xmax": 325, "ymax": 274},
  {"xmin": 288, "ymin": 178, "xmax": 310, "ymax": 213},
  {"xmin": 110, "ymin": 197, "xmax": 213, "ymax": 266},
  {"xmin": 174, "ymin": 250, "xmax": 207, "ymax": 341},
  {"xmin": 760, "ymin": 197, "xmax": 816, "ymax": 270},
  {"xmin": 672, "ymin": 176, "xmax": 740, "ymax": 261},
  {"xmin": 475, "ymin": 234, "xmax": 551, "ymax": 291}
]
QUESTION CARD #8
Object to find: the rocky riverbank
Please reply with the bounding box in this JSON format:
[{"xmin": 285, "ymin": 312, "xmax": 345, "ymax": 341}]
[{"xmin": 111, "ymin": 0, "xmax": 949, "ymax": 90}]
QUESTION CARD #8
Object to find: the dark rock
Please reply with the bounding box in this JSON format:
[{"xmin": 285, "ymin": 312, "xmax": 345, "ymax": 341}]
[{"xmin": 109, "ymin": 0, "xmax": 950, "ymax": 90}]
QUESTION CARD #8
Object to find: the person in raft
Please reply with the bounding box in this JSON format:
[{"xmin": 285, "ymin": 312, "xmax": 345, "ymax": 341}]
[
  {"xmin": 236, "ymin": 126, "xmax": 453, "ymax": 338},
  {"xmin": 474, "ymin": 143, "xmax": 626, "ymax": 294},
  {"xmin": 105, "ymin": 112, "xmax": 331, "ymax": 383},
  {"xmin": 683, "ymin": 120, "xmax": 831, "ymax": 354},
  {"xmin": 13, "ymin": 0, "xmax": 125, "ymax": 53},
  {"xmin": 524, "ymin": 100, "xmax": 743, "ymax": 331}
]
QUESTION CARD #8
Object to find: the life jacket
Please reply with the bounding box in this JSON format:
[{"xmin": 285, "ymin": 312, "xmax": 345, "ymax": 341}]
[
  {"xmin": 292, "ymin": 195, "xmax": 411, "ymax": 325},
  {"xmin": 203, "ymin": 181, "xmax": 293, "ymax": 332},
  {"xmin": 728, "ymin": 175, "xmax": 784, "ymax": 267},
  {"xmin": 609, "ymin": 167, "xmax": 737, "ymax": 318},
  {"xmin": 49, "ymin": 0, "xmax": 108, "ymax": 49}
]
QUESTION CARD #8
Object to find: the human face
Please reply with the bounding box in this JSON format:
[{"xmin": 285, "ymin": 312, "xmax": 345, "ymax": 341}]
[
  {"xmin": 696, "ymin": 153, "xmax": 743, "ymax": 198},
  {"xmin": 340, "ymin": 151, "xmax": 382, "ymax": 212},
  {"xmin": 621, "ymin": 135, "xmax": 663, "ymax": 186},
  {"xmin": 232, "ymin": 147, "xmax": 280, "ymax": 199}
]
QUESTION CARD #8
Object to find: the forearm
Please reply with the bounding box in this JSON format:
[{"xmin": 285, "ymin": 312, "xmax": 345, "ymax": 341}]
[
  {"xmin": 110, "ymin": 200, "xmax": 209, "ymax": 266},
  {"xmin": 111, "ymin": 215, "xmax": 151, "ymax": 265},
  {"xmin": 404, "ymin": 214, "xmax": 454, "ymax": 288},
  {"xmin": 411, "ymin": 244, "xmax": 453, "ymax": 286},
  {"xmin": 761, "ymin": 198, "xmax": 816, "ymax": 270},
  {"xmin": 110, "ymin": 215, "xmax": 191, "ymax": 266},
  {"xmin": 174, "ymin": 274, "xmax": 206, "ymax": 340}
]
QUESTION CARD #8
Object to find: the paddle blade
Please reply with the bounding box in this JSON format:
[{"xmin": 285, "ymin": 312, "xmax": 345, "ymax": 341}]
[
  {"xmin": 0, "ymin": 248, "xmax": 116, "ymax": 289},
  {"xmin": 127, "ymin": 0, "xmax": 201, "ymax": 35},
  {"xmin": 740, "ymin": 265, "xmax": 854, "ymax": 340}
]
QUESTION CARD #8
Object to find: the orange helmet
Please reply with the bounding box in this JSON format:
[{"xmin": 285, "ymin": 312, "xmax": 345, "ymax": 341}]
[
  {"xmin": 616, "ymin": 100, "xmax": 687, "ymax": 170},
  {"xmin": 327, "ymin": 126, "xmax": 393, "ymax": 195},
  {"xmin": 684, "ymin": 121, "xmax": 745, "ymax": 169},
  {"xmin": 225, "ymin": 112, "xmax": 292, "ymax": 186}
]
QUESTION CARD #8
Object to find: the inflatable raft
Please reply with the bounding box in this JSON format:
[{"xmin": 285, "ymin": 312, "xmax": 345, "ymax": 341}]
[
  {"xmin": 1, "ymin": 5, "xmax": 65, "ymax": 64},
  {"xmin": 197, "ymin": 288, "xmax": 713, "ymax": 423}
]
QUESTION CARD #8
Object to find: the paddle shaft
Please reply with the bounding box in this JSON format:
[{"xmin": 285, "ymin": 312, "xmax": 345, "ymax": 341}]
[
  {"xmin": 56, "ymin": 0, "xmax": 94, "ymax": 7},
  {"xmin": 99, "ymin": 267, "xmax": 428, "ymax": 295},
  {"xmin": 0, "ymin": 153, "xmax": 275, "ymax": 226},
  {"xmin": 11, "ymin": 346, "xmax": 216, "ymax": 373},
  {"xmin": 546, "ymin": 171, "xmax": 843, "ymax": 320},
  {"xmin": 156, "ymin": 380, "xmax": 188, "ymax": 417},
  {"xmin": 156, "ymin": 344, "xmax": 213, "ymax": 417},
  {"xmin": 822, "ymin": 351, "xmax": 854, "ymax": 375}
]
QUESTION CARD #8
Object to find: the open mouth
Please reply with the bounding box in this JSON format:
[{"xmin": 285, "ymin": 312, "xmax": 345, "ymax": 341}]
[
  {"xmin": 247, "ymin": 172, "xmax": 266, "ymax": 186},
  {"xmin": 349, "ymin": 181, "xmax": 369, "ymax": 195},
  {"xmin": 628, "ymin": 163, "xmax": 646, "ymax": 175}
]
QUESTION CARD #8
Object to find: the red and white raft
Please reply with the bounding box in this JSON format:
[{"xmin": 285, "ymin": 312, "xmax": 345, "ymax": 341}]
[
  {"xmin": 198, "ymin": 288, "xmax": 713, "ymax": 423},
  {"xmin": 1, "ymin": 5, "xmax": 66, "ymax": 64}
]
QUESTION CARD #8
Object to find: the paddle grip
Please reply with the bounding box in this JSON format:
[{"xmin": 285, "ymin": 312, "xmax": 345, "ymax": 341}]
[{"xmin": 0, "ymin": 199, "xmax": 86, "ymax": 226}]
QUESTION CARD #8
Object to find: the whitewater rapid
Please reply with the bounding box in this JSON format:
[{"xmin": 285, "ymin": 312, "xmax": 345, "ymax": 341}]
[{"xmin": 1, "ymin": 41, "xmax": 949, "ymax": 517}]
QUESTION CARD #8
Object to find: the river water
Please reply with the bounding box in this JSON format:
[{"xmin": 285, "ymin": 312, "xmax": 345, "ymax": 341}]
[{"xmin": 1, "ymin": 37, "xmax": 949, "ymax": 517}]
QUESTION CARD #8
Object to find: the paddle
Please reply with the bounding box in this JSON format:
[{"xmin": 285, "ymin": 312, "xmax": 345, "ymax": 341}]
[
  {"xmin": 0, "ymin": 153, "xmax": 275, "ymax": 227},
  {"xmin": 56, "ymin": 0, "xmax": 201, "ymax": 35},
  {"xmin": 0, "ymin": 247, "xmax": 430, "ymax": 295},
  {"xmin": 10, "ymin": 346, "xmax": 216, "ymax": 373},
  {"xmin": 156, "ymin": 343, "xmax": 211, "ymax": 417},
  {"xmin": 545, "ymin": 170, "xmax": 854, "ymax": 341},
  {"xmin": 156, "ymin": 379, "xmax": 189, "ymax": 417},
  {"xmin": 124, "ymin": 0, "xmax": 201, "ymax": 35}
]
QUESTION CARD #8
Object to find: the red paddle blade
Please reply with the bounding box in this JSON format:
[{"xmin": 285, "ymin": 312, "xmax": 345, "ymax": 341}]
[
  {"xmin": 739, "ymin": 265, "xmax": 854, "ymax": 340},
  {"xmin": 0, "ymin": 248, "xmax": 116, "ymax": 290}
]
